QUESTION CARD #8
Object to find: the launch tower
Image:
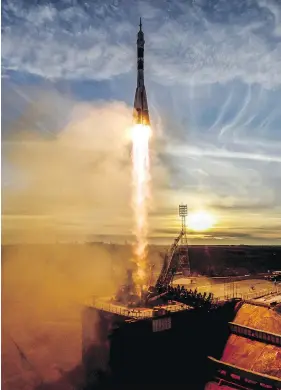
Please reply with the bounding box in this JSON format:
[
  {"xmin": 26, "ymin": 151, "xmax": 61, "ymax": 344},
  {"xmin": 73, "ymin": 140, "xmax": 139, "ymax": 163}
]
[{"xmin": 178, "ymin": 204, "xmax": 191, "ymax": 276}]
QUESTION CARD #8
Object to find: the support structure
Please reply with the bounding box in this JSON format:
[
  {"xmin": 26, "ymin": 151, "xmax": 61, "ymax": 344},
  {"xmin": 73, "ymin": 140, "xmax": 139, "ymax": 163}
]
[
  {"xmin": 179, "ymin": 204, "xmax": 188, "ymax": 244},
  {"xmin": 178, "ymin": 204, "xmax": 190, "ymax": 276},
  {"xmin": 155, "ymin": 205, "xmax": 191, "ymax": 291}
]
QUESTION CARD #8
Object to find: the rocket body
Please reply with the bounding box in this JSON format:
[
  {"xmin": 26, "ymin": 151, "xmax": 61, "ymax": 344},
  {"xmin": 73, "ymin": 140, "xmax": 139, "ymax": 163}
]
[{"xmin": 133, "ymin": 19, "xmax": 150, "ymax": 126}]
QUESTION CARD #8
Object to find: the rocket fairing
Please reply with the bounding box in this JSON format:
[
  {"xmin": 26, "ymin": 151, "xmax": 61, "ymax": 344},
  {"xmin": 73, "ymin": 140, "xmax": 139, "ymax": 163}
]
[{"xmin": 133, "ymin": 18, "xmax": 150, "ymax": 126}]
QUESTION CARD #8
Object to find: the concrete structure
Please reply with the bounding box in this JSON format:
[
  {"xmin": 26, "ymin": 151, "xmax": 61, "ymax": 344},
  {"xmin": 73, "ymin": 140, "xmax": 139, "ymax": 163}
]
[
  {"xmin": 82, "ymin": 298, "xmax": 238, "ymax": 386},
  {"xmin": 208, "ymin": 356, "xmax": 281, "ymax": 390},
  {"xmin": 229, "ymin": 322, "xmax": 281, "ymax": 347}
]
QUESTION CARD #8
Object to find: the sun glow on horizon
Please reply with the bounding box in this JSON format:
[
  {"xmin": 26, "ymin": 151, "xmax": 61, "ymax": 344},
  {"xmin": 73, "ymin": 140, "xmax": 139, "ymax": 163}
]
[{"xmin": 188, "ymin": 210, "xmax": 216, "ymax": 232}]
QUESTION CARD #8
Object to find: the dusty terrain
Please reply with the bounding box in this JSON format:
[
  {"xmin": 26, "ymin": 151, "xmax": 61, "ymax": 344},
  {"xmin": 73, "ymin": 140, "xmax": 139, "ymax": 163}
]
[
  {"xmin": 206, "ymin": 303, "xmax": 281, "ymax": 390},
  {"xmin": 233, "ymin": 302, "xmax": 281, "ymax": 334},
  {"xmin": 221, "ymin": 303, "xmax": 281, "ymax": 378},
  {"xmin": 222, "ymin": 335, "xmax": 281, "ymax": 377}
]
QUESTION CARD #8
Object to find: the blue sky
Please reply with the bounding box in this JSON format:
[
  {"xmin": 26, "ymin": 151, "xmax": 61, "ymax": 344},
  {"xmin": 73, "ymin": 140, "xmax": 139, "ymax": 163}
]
[{"xmin": 2, "ymin": 0, "xmax": 281, "ymax": 244}]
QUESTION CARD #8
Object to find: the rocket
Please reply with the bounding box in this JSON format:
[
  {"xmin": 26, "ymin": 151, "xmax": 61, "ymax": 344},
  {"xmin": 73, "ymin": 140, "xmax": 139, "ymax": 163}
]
[{"xmin": 133, "ymin": 18, "xmax": 150, "ymax": 126}]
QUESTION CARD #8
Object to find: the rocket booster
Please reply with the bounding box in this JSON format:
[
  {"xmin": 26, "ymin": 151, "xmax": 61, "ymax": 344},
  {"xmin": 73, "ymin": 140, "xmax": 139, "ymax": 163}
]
[{"xmin": 133, "ymin": 18, "xmax": 150, "ymax": 126}]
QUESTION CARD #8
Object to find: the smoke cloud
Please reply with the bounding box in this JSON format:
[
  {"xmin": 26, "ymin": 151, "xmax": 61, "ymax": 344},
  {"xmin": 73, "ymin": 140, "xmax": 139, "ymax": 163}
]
[
  {"xmin": 1, "ymin": 87, "xmax": 135, "ymax": 388},
  {"xmin": 2, "ymin": 85, "xmax": 167, "ymax": 389},
  {"xmin": 2, "ymin": 88, "xmax": 134, "ymax": 243},
  {"xmin": 2, "ymin": 242, "xmax": 133, "ymax": 389}
]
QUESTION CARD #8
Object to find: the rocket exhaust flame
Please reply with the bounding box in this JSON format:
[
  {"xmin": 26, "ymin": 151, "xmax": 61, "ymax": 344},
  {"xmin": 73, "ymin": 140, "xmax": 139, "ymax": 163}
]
[{"xmin": 131, "ymin": 124, "xmax": 151, "ymax": 291}]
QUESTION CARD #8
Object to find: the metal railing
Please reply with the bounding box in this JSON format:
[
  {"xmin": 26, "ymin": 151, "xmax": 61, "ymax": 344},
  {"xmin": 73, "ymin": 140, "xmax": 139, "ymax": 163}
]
[
  {"xmin": 242, "ymin": 286, "xmax": 281, "ymax": 300},
  {"xmin": 162, "ymin": 303, "xmax": 190, "ymax": 313},
  {"xmin": 222, "ymin": 286, "xmax": 281, "ymax": 301},
  {"xmin": 92, "ymin": 300, "xmax": 152, "ymax": 318},
  {"xmin": 229, "ymin": 322, "xmax": 281, "ymax": 346},
  {"xmin": 87, "ymin": 287, "xmax": 281, "ymax": 317},
  {"xmin": 91, "ymin": 299, "xmax": 190, "ymax": 319},
  {"xmin": 208, "ymin": 356, "xmax": 281, "ymax": 389}
]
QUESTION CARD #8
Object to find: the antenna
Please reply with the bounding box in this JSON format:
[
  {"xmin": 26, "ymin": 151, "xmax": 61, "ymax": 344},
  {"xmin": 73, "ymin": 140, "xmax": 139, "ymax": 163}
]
[{"xmin": 179, "ymin": 204, "xmax": 188, "ymax": 244}]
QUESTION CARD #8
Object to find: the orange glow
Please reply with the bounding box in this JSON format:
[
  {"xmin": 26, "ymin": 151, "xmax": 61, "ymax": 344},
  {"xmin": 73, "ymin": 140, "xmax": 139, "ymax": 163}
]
[
  {"xmin": 188, "ymin": 211, "xmax": 216, "ymax": 232},
  {"xmin": 131, "ymin": 124, "xmax": 151, "ymax": 289}
]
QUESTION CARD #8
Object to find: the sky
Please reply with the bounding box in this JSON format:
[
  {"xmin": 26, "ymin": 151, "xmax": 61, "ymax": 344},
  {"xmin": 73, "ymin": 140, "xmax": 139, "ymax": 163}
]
[{"xmin": 2, "ymin": 0, "xmax": 281, "ymax": 245}]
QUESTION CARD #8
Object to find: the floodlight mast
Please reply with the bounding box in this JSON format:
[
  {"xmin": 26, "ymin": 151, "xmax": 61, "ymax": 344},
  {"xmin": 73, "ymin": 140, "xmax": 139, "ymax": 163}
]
[{"xmin": 179, "ymin": 204, "xmax": 188, "ymax": 244}]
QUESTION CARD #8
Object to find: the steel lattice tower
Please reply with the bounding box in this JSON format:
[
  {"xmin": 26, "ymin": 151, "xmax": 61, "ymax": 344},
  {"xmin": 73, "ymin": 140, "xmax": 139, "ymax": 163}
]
[
  {"xmin": 179, "ymin": 204, "xmax": 188, "ymax": 244},
  {"xmin": 178, "ymin": 204, "xmax": 191, "ymax": 276}
]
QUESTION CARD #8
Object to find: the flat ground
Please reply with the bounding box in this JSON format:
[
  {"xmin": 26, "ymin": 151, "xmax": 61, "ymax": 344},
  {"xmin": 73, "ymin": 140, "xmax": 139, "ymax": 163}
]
[{"xmin": 172, "ymin": 276, "xmax": 277, "ymax": 299}]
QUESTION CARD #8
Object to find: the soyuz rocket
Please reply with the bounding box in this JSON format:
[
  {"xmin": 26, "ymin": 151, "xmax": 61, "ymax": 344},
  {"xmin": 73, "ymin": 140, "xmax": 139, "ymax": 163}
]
[{"xmin": 133, "ymin": 18, "xmax": 150, "ymax": 126}]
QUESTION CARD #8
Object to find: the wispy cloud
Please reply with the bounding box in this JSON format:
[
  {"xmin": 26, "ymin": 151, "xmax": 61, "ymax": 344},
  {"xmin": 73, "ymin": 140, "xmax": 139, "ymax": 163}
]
[
  {"xmin": 2, "ymin": 0, "xmax": 281, "ymax": 88},
  {"xmin": 167, "ymin": 144, "xmax": 281, "ymax": 163},
  {"xmin": 2, "ymin": 1, "xmax": 135, "ymax": 80},
  {"xmin": 2, "ymin": 0, "xmax": 281, "ymax": 244}
]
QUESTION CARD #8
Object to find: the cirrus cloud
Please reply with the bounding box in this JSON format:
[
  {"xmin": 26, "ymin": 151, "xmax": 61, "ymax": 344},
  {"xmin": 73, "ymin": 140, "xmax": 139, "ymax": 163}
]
[{"xmin": 2, "ymin": 0, "xmax": 281, "ymax": 88}]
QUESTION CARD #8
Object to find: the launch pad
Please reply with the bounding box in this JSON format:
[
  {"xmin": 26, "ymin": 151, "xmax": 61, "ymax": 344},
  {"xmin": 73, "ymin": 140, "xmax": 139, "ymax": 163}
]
[
  {"xmin": 98, "ymin": 205, "xmax": 194, "ymax": 315},
  {"xmin": 88, "ymin": 204, "xmax": 205, "ymax": 320},
  {"xmin": 90, "ymin": 296, "xmax": 191, "ymax": 320}
]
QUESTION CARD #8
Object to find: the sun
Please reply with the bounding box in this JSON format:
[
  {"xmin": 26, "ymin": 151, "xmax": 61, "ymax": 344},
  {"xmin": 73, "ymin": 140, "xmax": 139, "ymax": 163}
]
[{"xmin": 188, "ymin": 211, "xmax": 216, "ymax": 232}]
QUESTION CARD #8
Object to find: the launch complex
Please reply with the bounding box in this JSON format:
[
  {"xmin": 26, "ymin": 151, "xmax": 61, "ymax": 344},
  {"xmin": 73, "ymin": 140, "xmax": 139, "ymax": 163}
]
[{"xmin": 82, "ymin": 20, "xmax": 281, "ymax": 389}]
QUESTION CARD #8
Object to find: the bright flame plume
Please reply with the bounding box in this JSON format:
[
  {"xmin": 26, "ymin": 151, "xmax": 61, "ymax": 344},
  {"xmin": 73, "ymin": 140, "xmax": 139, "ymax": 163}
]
[{"xmin": 131, "ymin": 123, "xmax": 151, "ymax": 290}]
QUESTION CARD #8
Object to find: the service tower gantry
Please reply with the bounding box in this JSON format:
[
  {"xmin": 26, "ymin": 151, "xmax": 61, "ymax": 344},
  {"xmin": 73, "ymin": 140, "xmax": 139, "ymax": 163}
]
[{"xmin": 155, "ymin": 205, "xmax": 191, "ymax": 290}]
